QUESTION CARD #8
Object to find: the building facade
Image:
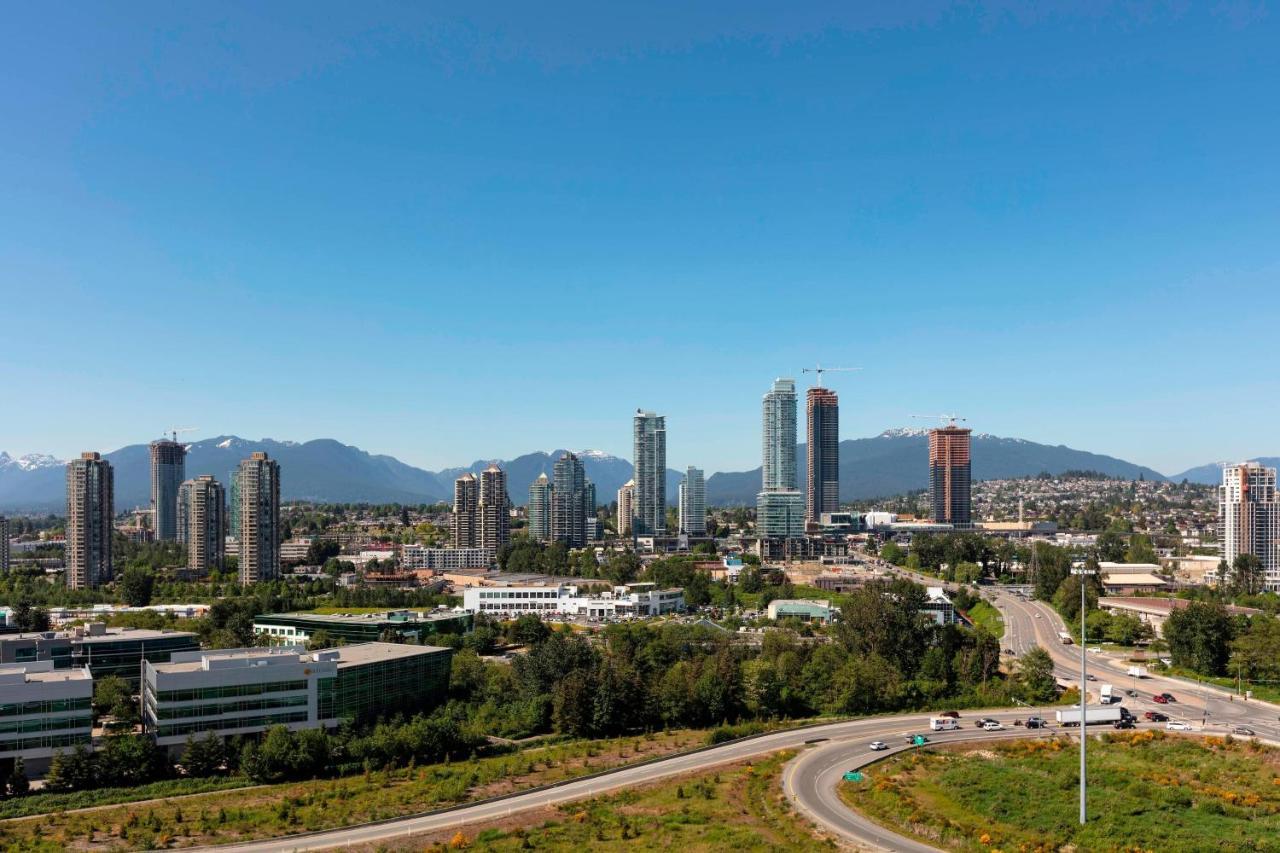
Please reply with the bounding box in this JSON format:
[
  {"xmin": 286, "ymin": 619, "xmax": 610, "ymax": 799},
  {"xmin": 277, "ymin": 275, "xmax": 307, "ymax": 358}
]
[
  {"xmin": 463, "ymin": 582, "xmax": 685, "ymax": 619},
  {"xmin": 551, "ymin": 452, "xmax": 588, "ymax": 547},
  {"xmin": 527, "ymin": 473, "xmax": 552, "ymax": 542},
  {"xmin": 632, "ymin": 410, "xmax": 667, "ymax": 535},
  {"xmin": 252, "ymin": 610, "xmax": 471, "ymax": 646},
  {"xmin": 143, "ymin": 643, "xmax": 453, "ymax": 749},
  {"xmin": 756, "ymin": 490, "xmax": 805, "ymax": 538},
  {"xmin": 236, "ymin": 452, "xmax": 281, "ymax": 585},
  {"xmin": 477, "ymin": 464, "xmax": 510, "ymax": 552},
  {"xmin": 616, "ymin": 479, "xmax": 635, "ymax": 537},
  {"xmin": 761, "ymin": 379, "xmax": 797, "ymax": 491},
  {"xmin": 453, "ymin": 473, "xmax": 478, "ymax": 547},
  {"xmin": 1220, "ymin": 462, "xmax": 1280, "ymax": 591},
  {"xmin": 0, "ymin": 515, "xmax": 8, "ymax": 573},
  {"xmin": 0, "ymin": 624, "xmax": 200, "ymax": 686},
  {"xmin": 149, "ymin": 439, "xmax": 187, "ymax": 541},
  {"xmin": 929, "ymin": 426, "xmax": 972, "ymax": 527},
  {"xmin": 66, "ymin": 452, "xmax": 114, "ymax": 589},
  {"xmin": 179, "ymin": 475, "xmax": 226, "ymax": 574},
  {"xmin": 805, "ymin": 387, "xmax": 839, "ymax": 524},
  {"xmin": 0, "ymin": 662, "xmax": 93, "ymax": 773},
  {"xmin": 400, "ymin": 544, "xmax": 493, "ymax": 571},
  {"xmin": 678, "ymin": 466, "xmax": 706, "ymax": 535}
]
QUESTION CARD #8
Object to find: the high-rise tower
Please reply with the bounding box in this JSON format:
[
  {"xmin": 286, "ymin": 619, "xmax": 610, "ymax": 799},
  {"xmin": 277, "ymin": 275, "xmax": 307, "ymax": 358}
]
[
  {"xmin": 66, "ymin": 452, "xmax": 114, "ymax": 589},
  {"xmin": 528, "ymin": 473, "xmax": 552, "ymax": 542},
  {"xmin": 478, "ymin": 464, "xmax": 510, "ymax": 554},
  {"xmin": 757, "ymin": 379, "xmax": 803, "ymax": 538},
  {"xmin": 1220, "ymin": 462, "xmax": 1280, "ymax": 591},
  {"xmin": 679, "ymin": 466, "xmax": 706, "ymax": 535},
  {"xmin": 149, "ymin": 439, "xmax": 187, "ymax": 541},
  {"xmin": 181, "ymin": 475, "xmax": 226, "ymax": 574},
  {"xmin": 453, "ymin": 473, "xmax": 478, "ymax": 547},
  {"xmin": 929, "ymin": 426, "xmax": 972, "ymax": 526},
  {"xmin": 0, "ymin": 515, "xmax": 9, "ymax": 573},
  {"xmin": 806, "ymin": 387, "xmax": 839, "ymax": 523},
  {"xmin": 616, "ymin": 479, "xmax": 636, "ymax": 537},
  {"xmin": 552, "ymin": 452, "xmax": 588, "ymax": 547},
  {"xmin": 632, "ymin": 411, "xmax": 667, "ymax": 535},
  {"xmin": 236, "ymin": 452, "xmax": 281, "ymax": 585}
]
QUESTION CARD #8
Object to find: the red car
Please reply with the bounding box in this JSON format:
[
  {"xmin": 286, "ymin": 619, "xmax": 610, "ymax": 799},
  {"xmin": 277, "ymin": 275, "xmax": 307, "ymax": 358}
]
[{"xmin": 1152, "ymin": 695, "xmax": 1168, "ymax": 704}]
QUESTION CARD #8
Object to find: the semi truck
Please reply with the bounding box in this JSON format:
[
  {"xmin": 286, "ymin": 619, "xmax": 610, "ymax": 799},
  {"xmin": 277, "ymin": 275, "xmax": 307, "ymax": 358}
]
[
  {"xmin": 1056, "ymin": 706, "xmax": 1126, "ymax": 727},
  {"xmin": 1099, "ymin": 684, "xmax": 1116, "ymax": 704}
]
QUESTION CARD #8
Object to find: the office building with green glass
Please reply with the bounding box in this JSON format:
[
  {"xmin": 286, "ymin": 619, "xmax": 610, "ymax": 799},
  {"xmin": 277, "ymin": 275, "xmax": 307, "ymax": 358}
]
[
  {"xmin": 0, "ymin": 661, "xmax": 94, "ymax": 775},
  {"xmin": 0, "ymin": 624, "xmax": 200, "ymax": 686},
  {"xmin": 144, "ymin": 642, "xmax": 453, "ymax": 751},
  {"xmin": 252, "ymin": 609, "xmax": 471, "ymax": 646}
]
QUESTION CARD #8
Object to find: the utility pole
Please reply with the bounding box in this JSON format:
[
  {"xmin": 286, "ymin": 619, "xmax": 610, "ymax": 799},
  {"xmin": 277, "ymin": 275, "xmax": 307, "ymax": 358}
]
[{"xmin": 1071, "ymin": 564, "xmax": 1098, "ymax": 826}]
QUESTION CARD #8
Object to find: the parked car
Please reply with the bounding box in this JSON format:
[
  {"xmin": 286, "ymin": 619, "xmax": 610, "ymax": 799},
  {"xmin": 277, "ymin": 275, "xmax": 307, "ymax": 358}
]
[
  {"xmin": 1231, "ymin": 727, "xmax": 1255, "ymax": 737},
  {"xmin": 1152, "ymin": 694, "xmax": 1168, "ymax": 704},
  {"xmin": 1144, "ymin": 711, "xmax": 1169, "ymax": 722},
  {"xmin": 1160, "ymin": 692, "xmax": 1177, "ymax": 703},
  {"xmin": 869, "ymin": 741, "xmax": 889, "ymax": 751},
  {"xmin": 982, "ymin": 720, "xmax": 1004, "ymax": 731},
  {"xmin": 1166, "ymin": 721, "xmax": 1193, "ymax": 731}
]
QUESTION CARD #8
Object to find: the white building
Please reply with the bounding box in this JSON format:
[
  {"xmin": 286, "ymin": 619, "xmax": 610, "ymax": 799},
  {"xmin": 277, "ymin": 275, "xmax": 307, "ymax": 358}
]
[
  {"xmin": 463, "ymin": 582, "xmax": 684, "ymax": 620},
  {"xmin": 1220, "ymin": 462, "xmax": 1280, "ymax": 591},
  {"xmin": 616, "ymin": 479, "xmax": 635, "ymax": 537},
  {"xmin": 922, "ymin": 587, "xmax": 956, "ymax": 625},
  {"xmin": 400, "ymin": 544, "xmax": 493, "ymax": 571},
  {"xmin": 0, "ymin": 661, "xmax": 93, "ymax": 772}
]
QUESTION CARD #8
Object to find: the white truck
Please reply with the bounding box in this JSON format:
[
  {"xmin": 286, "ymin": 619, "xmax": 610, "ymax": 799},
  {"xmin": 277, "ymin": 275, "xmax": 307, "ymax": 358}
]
[
  {"xmin": 1127, "ymin": 666, "xmax": 1148, "ymax": 679},
  {"xmin": 1058, "ymin": 631, "xmax": 1074, "ymax": 645},
  {"xmin": 1099, "ymin": 684, "xmax": 1116, "ymax": 704},
  {"xmin": 930, "ymin": 716, "xmax": 959, "ymax": 731},
  {"xmin": 1056, "ymin": 706, "xmax": 1124, "ymax": 727}
]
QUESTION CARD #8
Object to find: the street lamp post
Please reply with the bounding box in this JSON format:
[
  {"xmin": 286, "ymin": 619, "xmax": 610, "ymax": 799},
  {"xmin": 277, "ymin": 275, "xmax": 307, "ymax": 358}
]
[{"xmin": 1072, "ymin": 565, "xmax": 1098, "ymax": 826}]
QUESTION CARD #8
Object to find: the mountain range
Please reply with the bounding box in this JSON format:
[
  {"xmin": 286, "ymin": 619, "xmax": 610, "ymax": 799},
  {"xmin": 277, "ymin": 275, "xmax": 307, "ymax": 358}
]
[{"xmin": 0, "ymin": 433, "xmax": 1256, "ymax": 513}]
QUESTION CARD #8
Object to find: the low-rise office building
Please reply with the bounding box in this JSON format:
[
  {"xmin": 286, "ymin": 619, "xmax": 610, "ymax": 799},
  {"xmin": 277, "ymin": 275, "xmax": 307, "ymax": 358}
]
[
  {"xmin": 0, "ymin": 624, "xmax": 200, "ymax": 685},
  {"xmin": 0, "ymin": 661, "xmax": 93, "ymax": 774},
  {"xmin": 766, "ymin": 599, "xmax": 832, "ymax": 623},
  {"xmin": 463, "ymin": 582, "xmax": 685, "ymax": 620},
  {"xmin": 253, "ymin": 609, "xmax": 471, "ymax": 646},
  {"xmin": 143, "ymin": 642, "xmax": 453, "ymax": 750},
  {"xmin": 400, "ymin": 545, "xmax": 494, "ymax": 571}
]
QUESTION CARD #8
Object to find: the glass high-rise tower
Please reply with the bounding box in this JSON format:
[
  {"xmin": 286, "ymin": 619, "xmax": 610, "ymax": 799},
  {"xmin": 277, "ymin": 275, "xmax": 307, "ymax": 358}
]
[
  {"xmin": 806, "ymin": 388, "xmax": 839, "ymax": 523},
  {"xmin": 528, "ymin": 473, "xmax": 552, "ymax": 542},
  {"xmin": 757, "ymin": 379, "xmax": 803, "ymax": 538},
  {"xmin": 632, "ymin": 411, "xmax": 667, "ymax": 535},
  {"xmin": 678, "ymin": 466, "xmax": 706, "ymax": 535},
  {"xmin": 150, "ymin": 439, "xmax": 187, "ymax": 541}
]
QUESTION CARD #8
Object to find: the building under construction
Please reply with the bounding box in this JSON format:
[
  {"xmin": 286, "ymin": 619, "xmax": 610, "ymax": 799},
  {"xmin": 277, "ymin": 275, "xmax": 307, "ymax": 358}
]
[{"xmin": 929, "ymin": 425, "xmax": 972, "ymax": 527}]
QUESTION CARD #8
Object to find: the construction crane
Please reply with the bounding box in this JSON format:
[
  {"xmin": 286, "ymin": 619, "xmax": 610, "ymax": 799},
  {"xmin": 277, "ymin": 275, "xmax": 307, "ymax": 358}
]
[
  {"xmin": 165, "ymin": 427, "xmax": 198, "ymax": 444},
  {"xmin": 800, "ymin": 365, "xmax": 861, "ymax": 387},
  {"xmin": 910, "ymin": 414, "xmax": 967, "ymax": 428}
]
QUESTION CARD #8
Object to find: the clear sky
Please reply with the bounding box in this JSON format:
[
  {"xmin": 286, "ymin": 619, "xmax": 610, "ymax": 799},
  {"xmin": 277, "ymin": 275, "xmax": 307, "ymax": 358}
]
[{"xmin": 2, "ymin": 2, "xmax": 1277, "ymax": 477}]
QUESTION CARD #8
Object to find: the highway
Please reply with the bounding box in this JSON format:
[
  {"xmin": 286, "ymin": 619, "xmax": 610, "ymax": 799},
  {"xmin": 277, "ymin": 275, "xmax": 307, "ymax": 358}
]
[{"xmin": 194, "ymin": 577, "xmax": 1280, "ymax": 852}]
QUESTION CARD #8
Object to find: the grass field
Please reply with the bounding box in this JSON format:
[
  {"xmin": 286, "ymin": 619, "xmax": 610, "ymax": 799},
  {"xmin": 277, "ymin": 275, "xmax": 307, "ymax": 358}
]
[
  {"xmin": 0, "ymin": 731, "xmax": 708, "ymax": 851},
  {"xmin": 842, "ymin": 731, "xmax": 1280, "ymax": 852},
  {"xmin": 371, "ymin": 750, "xmax": 832, "ymax": 852},
  {"xmin": 965, "ymin": 600, "xmax": 1004, "ymax": 639}
]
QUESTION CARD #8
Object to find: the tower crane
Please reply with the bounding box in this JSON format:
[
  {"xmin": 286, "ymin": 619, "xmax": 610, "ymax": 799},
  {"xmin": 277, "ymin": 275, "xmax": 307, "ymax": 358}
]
[
  {"xmin": 800, "ymin": 365, "xmax": 861, "ymax": 387},
  {"xmin": 165, "ymin": 427, "xmax": 198, "ymax": 444},
  {"xmin": 910, "ymin": 414, "xmax": 967, "ymax": 428}
]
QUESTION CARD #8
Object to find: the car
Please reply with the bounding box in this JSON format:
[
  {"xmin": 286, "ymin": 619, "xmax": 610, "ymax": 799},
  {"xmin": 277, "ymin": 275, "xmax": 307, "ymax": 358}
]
[
  {"xmin": 869, "ymin": 740, "xmax": 889, "ymax": 751},
  {"xmin": 974, "ymin": 717, "xmax": 997, "ymax": 728},
  {"xmin": 1086, "ymin": 674, "xmax": 1097, "ymax": 681},
  {"xmin": 1160, "ymin": 692, "xmax": 1177, "ymax": 703},
  {"xmin": 1166, "ymin": 721, "xmax": 1193, "ymax": 731},
  {"xmin": 1144, "ymin": 711, "xmax": 1169, "ymax": 722},
  {"xmin": 1113, "ymin": 718, "xmax": 1136, "ymax": 729},
  {"xmin": 1035, "ymin": 613, "xmax": 1042, "ymax": 619},
  {"xmin": 1152, "ymin": 694, "xmax": 1168, "ymax": 704},
  {"xmin": 1125, "ymin": 689, "xmax": 1139, "ymax": 698},
  {"xmin": 1231, "ymin": 726, "xmax": 1255, "ymax": 737},
  {"xmin": 939, "ymin": 711, "xmax": 961, "ymax": 719},
  {"xmin": 982, "ymin": 720, "xmax": 1004, "ymax": 731}
]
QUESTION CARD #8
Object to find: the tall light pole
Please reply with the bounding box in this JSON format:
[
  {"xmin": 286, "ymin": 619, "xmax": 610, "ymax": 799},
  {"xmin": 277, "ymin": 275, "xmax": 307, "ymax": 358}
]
[{"xmin": 1071, "ymin": 564, "xmax": 1098, "ymax": 826}]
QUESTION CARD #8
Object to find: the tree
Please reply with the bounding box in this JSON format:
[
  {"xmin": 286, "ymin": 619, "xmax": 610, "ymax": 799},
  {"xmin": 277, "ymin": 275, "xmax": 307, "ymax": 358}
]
[
  {"xmin": 1124, "ymin": 534, "xmax": 1158, "ymax": 565},
  {"xmin": 1016, "ymin": 646, "xmax": 1058, "ymax": 702},
  {"xmin": 181, "ymin": 731, "xmax": 227, "ymax": 777},
  {"xmin": 118, "ymin": 567, "xmax": 155, "ymax": 607},
  {"xmin": 6, "ymin": 758, "xmax": 29, "ymax": 797},
  {"xmin": 1095, "ymin": 530, "xmax": 1126, "ymax": 563},
  {"xmin": 1231, "ymin": 553, "xmax": 1265, "ymax": 597},
  {"xmin": 93, "ymin": 675, "xmax": 138, "ymax": 729},
  {"xmin": 9, "ymin": 600, "xmax": 50, "ymax": 632},
  {"xmin": 1163, "ymin": 600, "xmax": 1234, "ymax": 675},
  {"xmin": 305, "ymin": 539, "xmax": 341, "ymax": 565},
  {"xmin": 878, "ymin": 541, "xmax": 904, "ymax": 565},
  {"xmin": 605, "ymin": 552, "xmax": 642, "ymax": 586},
  {"xmin": 1229, "ymin": 614, "xmax": 1280, "ymax": 682},
  {"xmin": 43, "ymin": 744, "xmax": 97, "ymax": 793}
]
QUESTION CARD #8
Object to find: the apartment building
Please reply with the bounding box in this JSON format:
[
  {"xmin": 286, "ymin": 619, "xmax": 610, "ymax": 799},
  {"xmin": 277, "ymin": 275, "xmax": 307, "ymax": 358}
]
[{"xmin": 66, "ymin": 452, "xmax": 114, "ymax": 589}]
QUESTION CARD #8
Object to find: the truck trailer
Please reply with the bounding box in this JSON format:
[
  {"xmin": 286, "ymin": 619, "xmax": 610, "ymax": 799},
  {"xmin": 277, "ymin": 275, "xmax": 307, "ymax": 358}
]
[{"xmin": 1056, "ymin": 706, "xmax": 1126, "ymax": 727}]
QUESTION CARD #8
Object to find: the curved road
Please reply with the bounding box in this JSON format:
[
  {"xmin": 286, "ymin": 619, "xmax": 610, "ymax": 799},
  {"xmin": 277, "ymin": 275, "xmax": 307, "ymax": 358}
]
[{"xmin": 197, "ymin": 581, "xmax": 1280, "ymax": 852}]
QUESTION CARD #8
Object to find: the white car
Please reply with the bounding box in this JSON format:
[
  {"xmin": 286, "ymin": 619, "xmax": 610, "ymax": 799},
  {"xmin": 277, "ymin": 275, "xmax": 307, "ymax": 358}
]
[
  {"xmin": 1035, "ymin": 614, "xmax": 1042, "ymax": 619},
  {"xmin": 1166, "ymin": 721, "xmax": 1193, "ymax": 731},
  {"xmin": 982, "ymin": 721, "xmax": 1004, "ymax": 731},
  {"xmin": 869, "ymin": 740, "xmax": 889, "ymax": 751}
]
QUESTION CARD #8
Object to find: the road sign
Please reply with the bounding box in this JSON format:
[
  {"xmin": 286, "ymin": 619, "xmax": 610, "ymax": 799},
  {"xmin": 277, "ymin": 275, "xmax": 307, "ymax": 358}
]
[
  {"xmin": 913, "ymin": 735, "xmax": 927, "ymax": 746},
  {"xmin": 843, "ymin": 771, "xmax": 864, "ymax": 782}
]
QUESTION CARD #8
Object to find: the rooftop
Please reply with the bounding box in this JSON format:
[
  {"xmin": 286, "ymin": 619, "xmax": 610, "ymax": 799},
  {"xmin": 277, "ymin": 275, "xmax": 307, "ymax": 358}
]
[
  {"xmin": 153, "ymin": 642, "xmax": 449, "ymax": 674},
  {"xmin": 257, "ymin": 610, "xmax": 465, "ymax": 625},
  {"xmin": 0, "ymin": 661, "xmax": 93, "ymax": 685},
  {"xmin": 1, "ymin": 624, "xmax": 198, "ymax": 643},
  {"xmin": 1100, "ymin": 597, "xmax": 1263, "ymax": 617}
]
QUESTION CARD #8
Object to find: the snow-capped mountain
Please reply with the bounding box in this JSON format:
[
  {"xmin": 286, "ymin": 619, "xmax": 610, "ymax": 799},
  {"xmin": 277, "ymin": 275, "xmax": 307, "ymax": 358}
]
[{"xmin": 0, "ymin": 452, "xmax": 65, "ymax": 471}]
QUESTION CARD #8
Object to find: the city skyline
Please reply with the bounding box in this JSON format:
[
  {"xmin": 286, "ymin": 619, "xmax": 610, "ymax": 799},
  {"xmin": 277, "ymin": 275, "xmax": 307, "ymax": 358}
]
[{"xmin": 2, "ymin": 6, "xmax": 1278, "ymax": 476}]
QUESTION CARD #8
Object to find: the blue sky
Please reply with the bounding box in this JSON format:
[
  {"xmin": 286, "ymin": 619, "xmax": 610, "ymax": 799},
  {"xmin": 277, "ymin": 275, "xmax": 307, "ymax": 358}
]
[{"xmin": 2, "ymin": 2, "xmax": 1277, "ymax": 477}]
